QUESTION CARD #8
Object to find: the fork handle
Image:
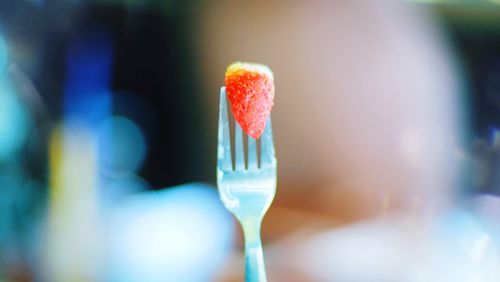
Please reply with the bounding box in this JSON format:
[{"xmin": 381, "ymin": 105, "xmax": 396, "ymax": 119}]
[{"xmin": 243, "ymin": 222, "xmax": 267, "ymax": 282}]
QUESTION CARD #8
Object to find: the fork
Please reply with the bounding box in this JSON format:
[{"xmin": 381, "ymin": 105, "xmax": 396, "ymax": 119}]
[{"xmin": 217, "ymin": 86, "xmax": 277, "ymax": 282}]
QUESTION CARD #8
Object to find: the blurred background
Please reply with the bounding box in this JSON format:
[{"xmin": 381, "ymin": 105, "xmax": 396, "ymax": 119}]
[{"xmin": 0, "ymin": 0, "xmax": 500, "ymax": 281}]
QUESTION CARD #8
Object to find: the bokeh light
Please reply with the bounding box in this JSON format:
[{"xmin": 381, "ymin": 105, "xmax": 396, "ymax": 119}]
[
  {"xmin": 0, "ymin": 79, "xmax": 32, "ymax": 161},
  {"xmin": 106, "ymin": 183, "xmax": 234, "ymax": 282},
  {"xmin": 426, "ymin": 209, "xmax": 500, "ymax": 281},
  {"xmin": 97, "ymin": 116, "xmax": 147, "ymax": 176}
]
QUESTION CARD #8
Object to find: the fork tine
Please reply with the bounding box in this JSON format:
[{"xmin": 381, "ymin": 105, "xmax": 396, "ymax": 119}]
[
  {"xmin": 235, "ymin": 122, "xmax": 245, "ymax": 170},
  {"xmin": 217, "ymin": 87, "xmax": 232, "ymax": 171},
  {"xmin": 260, "ymin": 116, "xmax": 276, "ymax": 168},
  {"xmin": 247, "ymin": 136, "xmax": 257, "ymax": 170}
]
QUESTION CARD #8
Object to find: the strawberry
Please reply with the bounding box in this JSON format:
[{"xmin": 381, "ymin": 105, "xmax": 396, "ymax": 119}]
[{"xmin": 225, "ymin": 62, "xmax": 275, "ymax": 139}]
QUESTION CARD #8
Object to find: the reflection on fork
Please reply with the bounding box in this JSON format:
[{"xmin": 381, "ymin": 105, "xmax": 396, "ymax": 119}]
[{"xmin": 216, "ymin": 86, "xmax": 277, "ymax": 282}]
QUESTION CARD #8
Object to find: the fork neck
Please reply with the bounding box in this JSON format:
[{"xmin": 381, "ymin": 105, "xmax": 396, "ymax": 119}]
[
  {"xmin": 240, "ymin": 217, "xmax": 263, "ymax": 247},
  {"xmin": 241, "ymin": 218, "xmax": 267, "ymax": 282}
]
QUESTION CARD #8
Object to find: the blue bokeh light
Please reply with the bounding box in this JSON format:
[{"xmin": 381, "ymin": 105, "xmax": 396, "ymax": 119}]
[
  {"xmin": 107, "ymin": 183, "xmax": 234, "ymax": 282},
  {"xmin": 428, "ymin": 209, "xmax": 500, "ymax": 281},
  {"xmin": 0, "ymin": 79, "xmax": 32, "ymax": 161},
  {"xmin": 97, "ymin": 116, "xmax": 147, "ymax": 175}
]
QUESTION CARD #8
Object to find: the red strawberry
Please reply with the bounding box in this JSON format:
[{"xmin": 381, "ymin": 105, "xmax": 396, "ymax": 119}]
[{"xmin": 225, "ymin": 62, "xmax": 275, "ymax": 139}]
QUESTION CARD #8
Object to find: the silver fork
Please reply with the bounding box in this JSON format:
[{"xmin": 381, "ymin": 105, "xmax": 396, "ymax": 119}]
[{"xmin": 217, "ymin": 86, "xmax": 277, "ymax": 282}]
